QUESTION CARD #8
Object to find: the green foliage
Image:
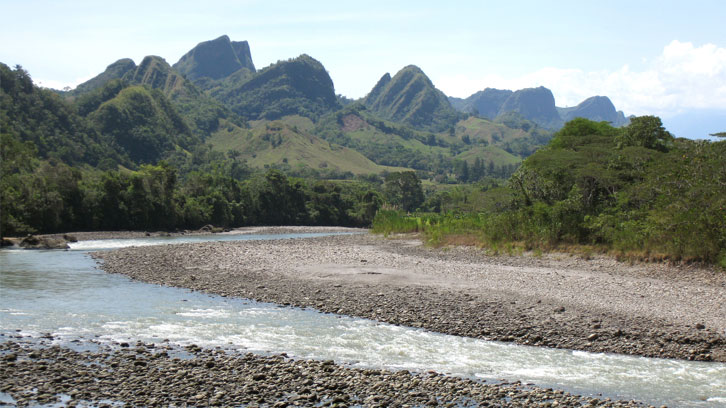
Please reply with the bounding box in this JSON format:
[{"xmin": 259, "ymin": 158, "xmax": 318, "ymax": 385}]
[
  {"xmin": 363, "ymin": 65, "xmax": 460, "ymax": 132},
  {"xmin": 383, "ymin": 172, "xmax": 424, "ymax": 212},
  {"xmin": 212, "ymin": 55, "xmax": 340, "ymax": 121},
  {"xmin": 89, "ymin": 86, "xmax": 199, "ymax": 164},
  {"xmin": 617, "ymin": 115, "xmax": 673, "ymax": 151},
  {"xmin": 0, "ymin": 63, "xmax": 118, "ymax": 166},
  {"xmin": 1, "ymin": 159, "xmax": 383, "ymax": 236},
  {"xmin": 372, "ymin": 117, "xmax": 726, "ymax": 266}
]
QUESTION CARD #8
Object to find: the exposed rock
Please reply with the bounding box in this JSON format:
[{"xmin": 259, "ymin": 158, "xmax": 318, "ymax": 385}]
[
  {"xmin": 1, "ymin": 237, "xmax": 17, "ymax": 247},
  {"xmin": 173, "ymin": 35, "xmax": 256, "ymax": 82},
  {"xmin": 19, "ymin": 235, "xmax": 69, "ymax": 249},
  {"xmin": 558, "ymin": 96, "xmax": 629, "ymax": 127},
  {"xmin": 498, "ymin": 86, "xmax": 563, "ymax": 129}
]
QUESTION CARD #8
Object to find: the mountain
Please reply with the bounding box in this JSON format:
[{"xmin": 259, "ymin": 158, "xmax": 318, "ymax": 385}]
[
  {"xmin": 1, "ymin": 63, "xmax": 118, "ymax": 166},
  {"xmin": 212, "ymin": 54, "xmax": 339, "ymax": 121},
  {"xmin": 498, "ymin": 87, "xmax": 563, "ymax": 130},
  {"xmin": 207, "ymin": 115, "xmax": 407, "ymax": 175},
  {"xmin": 558, "ymin": 96, "xmax": 628, "ymax": 126},
  {"xmin": 449, "ymin": 88, "xmax": 513, "ymax": 119},
  {"xmin": 363, "ymin": 65, "xmax": 459, "ymax": 132},
  {"xmin": 173, "ymin": 35, "xmax": 256, "ymax": 83},
  {"xmin": 126, "ymin": 56, "xmax": 195, "ymax": 98},
  {"xmin": 70, "ymin": 55, "xmax": 196, "ymax": 99},
  {"xmin": 451, "ymin": 87, "xmax": 631, "ymax": 130},
  {"xmin": 72, "ymin": 55, "xmax": 244, "ymax": 138},
  {"xmin": 88, "ymin": 85, "xmax": 197, "ymax": 164},
  {"xmin": 70, "ymin": 58, "xmax": 136, "ymax": 96}
]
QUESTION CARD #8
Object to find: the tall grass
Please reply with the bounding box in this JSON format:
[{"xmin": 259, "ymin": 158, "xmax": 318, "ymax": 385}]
[{"xmin": 372, "ymin": 209, "xmax": 725, "ymax": 267}]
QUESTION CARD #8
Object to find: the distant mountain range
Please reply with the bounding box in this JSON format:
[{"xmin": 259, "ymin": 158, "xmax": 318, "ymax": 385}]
[
  {"xmin": 449, "ymin": 87, "xmax": 629, "ymax": 130},
  {"xmin": 73, "ymin": 35, "xmax": 630, "ymax": 133},
  {"xmin": 4, "ymin": 35, "xmax": 637, "ymax": 178}
]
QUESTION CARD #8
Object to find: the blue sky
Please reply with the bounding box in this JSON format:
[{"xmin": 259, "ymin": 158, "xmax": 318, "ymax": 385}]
[{"xmin": 2, "ymin": 0, "xmax": 724, "ymax": 135}]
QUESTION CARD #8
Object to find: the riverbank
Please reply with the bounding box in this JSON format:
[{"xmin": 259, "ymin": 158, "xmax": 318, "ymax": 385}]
[
  {"xmin": 96, "ymin": 229, "xmax": 726, "ymax": 363},
  {"xmin": 0, "ymin": 339, "xmax": 644, "ymax": 407}
]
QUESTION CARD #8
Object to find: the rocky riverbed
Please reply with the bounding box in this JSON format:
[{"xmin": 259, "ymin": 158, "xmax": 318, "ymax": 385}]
[
  {"xmin": 96, "ymin": 229, "xmax": 726, "ymax": 363},
  {"xmin": 0, "ymin": 339, "xmax": 645, "ymax": 407}
]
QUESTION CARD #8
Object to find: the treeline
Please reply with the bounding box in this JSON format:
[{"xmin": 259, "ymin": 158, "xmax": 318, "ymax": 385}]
[
  {"xmin": 0, "ymin": 123, "xmax": 387, "ymax": 235},
  {"xmin": 373, "ymin": 117, "xmax": 726, "ymax": 267},
  {"xmin": 0, "ymin": 150, "xmax": 383, "ymax": 235}
]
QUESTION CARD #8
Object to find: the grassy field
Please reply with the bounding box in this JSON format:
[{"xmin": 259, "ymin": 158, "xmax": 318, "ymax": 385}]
[{"xmin": 208, "ymin": 118, "xmax": 410, "ymax": 175}]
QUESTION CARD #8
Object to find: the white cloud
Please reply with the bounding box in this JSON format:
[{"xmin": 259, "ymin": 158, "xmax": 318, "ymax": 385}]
[
  {"xmin": 436, "ymin": 41, "xmax": 726, "ymax": 117},
  {"xmin": 33, "ymin": 76, "xmax": 93, "ymax": 91}
]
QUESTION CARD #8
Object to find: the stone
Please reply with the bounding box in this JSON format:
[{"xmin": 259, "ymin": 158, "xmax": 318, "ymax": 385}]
[{"xmin": 19, "ymin": 235, "xmax": 69, "ymax": 249}]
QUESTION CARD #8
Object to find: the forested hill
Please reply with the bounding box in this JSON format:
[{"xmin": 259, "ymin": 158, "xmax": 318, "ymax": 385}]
[
  {"xmin": 211, "ymin": 54, "xmax": 340, "ymax": 121},
  {"xmin": 363, "ymin": 65, "xmax": 459, "ymax": 132},
  {"xmin": 0, "ymin": 63, "xmax": 118, "ymax": 166}
]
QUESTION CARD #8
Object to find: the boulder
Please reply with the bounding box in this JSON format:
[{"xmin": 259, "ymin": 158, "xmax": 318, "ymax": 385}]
[
  {"xmin": 1, "ymin": 237, "xmax": 17, "ymax": 247},
  {"xmin": 19, "ymin": 235, "xmax": 70, "ymax": 249}
]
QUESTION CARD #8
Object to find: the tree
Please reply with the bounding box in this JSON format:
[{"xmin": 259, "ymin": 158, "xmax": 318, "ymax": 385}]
[
  {"xmin": 383, "ymin": 172, "xmax": 424, "ymax": 212},
  {"xmin": 455, "ymin": 160, "xmax": 470, "ymax": 183},
  {"xmin": 618, "ymin": 115, "xmax": 673, "ymax": 151}
]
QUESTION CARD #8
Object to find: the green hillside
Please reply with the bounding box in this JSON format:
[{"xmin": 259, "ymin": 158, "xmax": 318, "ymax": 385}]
[
  {"xmin": 0, "ymin": 63, "xmax": 118, "ymax": 166},
  {"xmin": 70, "ymin": 55, "xmax": 244, "ymax": 140},
  {"xmin": 70, "ymin": 58, "xmax": 136, "ymax": 96},
  {"xmin": 314, "ymin": 106, "xmax": 550, "ymax": 181},
  {"xmin": 207, "ymin": 118, "xmax": 409, "ymax": 175},
  {"xmin": 211, "ymin": 54, "xmax": 340, "ymax": 121},
  {"xmin": 89, "ymin": 85, "xmax": 198, "ymax": 164},
  {"xmin": 363, "ymin": 65, "xmax": 459, "ymax": 132}
]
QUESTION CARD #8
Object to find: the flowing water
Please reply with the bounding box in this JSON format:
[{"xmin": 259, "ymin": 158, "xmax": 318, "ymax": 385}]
[{"xmin": 1, "ymin": 233, "xmax": 725, "ymax": 407}]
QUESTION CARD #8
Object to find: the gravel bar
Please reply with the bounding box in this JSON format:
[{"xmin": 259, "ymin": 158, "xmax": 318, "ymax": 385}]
[
  {"xmin": 0, "ymin": 339, "xmax": 646, "ymax": 407},
  {"xmin": 95, "ymin": 230, "xmax": 726, "ymax": 363}
]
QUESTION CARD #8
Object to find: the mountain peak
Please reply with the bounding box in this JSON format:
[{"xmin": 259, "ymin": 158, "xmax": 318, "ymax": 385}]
[
  {"xmin": 559, "ymin": 95, "xmax": 628, "ymax": 126},
  {"xmin": 173, "ymin": 35, "xmax": 256, "ymax": 81},
  {"xmin": 214, "ymin": 53, "xmax": 339, "ymax": 121},
  {"xmin": 498, "ymin": 87, "xmax": 562, "ymax": 129},
  {"xmin": 71, "ymin": 58, "xmax": 136, "ymax": 95},
  {"xmin": 363, "ymin": 65, "xmax": 457, "ymax": 131}
]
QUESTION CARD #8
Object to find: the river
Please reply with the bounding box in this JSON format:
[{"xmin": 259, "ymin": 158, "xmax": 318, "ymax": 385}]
[{"xmin": 1, "ymin": 233, "xmax": 724, "ymax": 407}]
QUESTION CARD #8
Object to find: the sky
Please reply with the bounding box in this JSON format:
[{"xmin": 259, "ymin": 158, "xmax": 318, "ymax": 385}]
[{"xmin": 2, "ymin": 0, "xmax": 724, "ymax": 136}]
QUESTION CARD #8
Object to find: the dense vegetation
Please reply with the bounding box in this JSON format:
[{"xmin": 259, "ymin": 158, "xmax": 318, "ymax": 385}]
[
  {"xmin": 373, "ymin": 117, "xmax": 726, "ymax": 267},
  {"xmin": 0, "ymin": 64, "xmax": 118, "ymax": 166},
  {"xmin": 364, "ymin": 66, "xmax": 460, "ymax": 132},
  {"xmin": 212, "ymin": 55, "xmax": 340, "ymax": 121},
  {"xmin": 0, "ymin": 139, "xmax": 384, "ymax": 234},
  {"xmin": 3, "ymin": 40, "xmax": 722, "ymax": 268}
]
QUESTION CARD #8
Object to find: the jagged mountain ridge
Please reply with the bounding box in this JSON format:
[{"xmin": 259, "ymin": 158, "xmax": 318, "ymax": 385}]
[
  {"xmin": 51, "ymin": 36, "xmax": 557, "ymax": 175},
  {"xmin": 363, "ymin": 65, "xmax": 459, "ymax": 132},
  {"xmin": 71, "ymin": 55, "xmax": 244, "ymax": 137},
  {"xmin": 449, "ymin": 87, "xmax": 629, "ymax": 129},
  {"xmin": 173, "ymin": 35, "xmax": 256, "ymax": 82}
]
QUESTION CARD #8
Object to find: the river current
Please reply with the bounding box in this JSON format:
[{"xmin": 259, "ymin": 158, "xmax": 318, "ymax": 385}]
[{"xmin": 1, "ymin": 233, "xmax": 724, "ymax": 407}]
